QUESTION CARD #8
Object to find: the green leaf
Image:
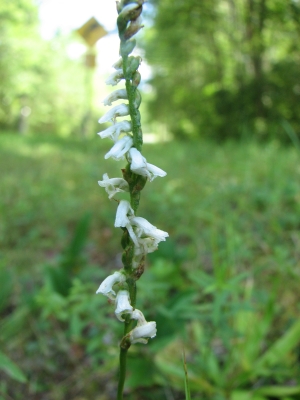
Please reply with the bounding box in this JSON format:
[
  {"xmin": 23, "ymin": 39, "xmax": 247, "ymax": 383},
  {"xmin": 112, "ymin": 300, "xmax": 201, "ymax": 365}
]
[
  {"xmin": 0, "ymin": 351, "xmax": 27, "ymax": 383},
  {"xmin": 253, "ymin": 319, "xmax": 300, "ymax": 375},
  {"xmin": 255, "ymin": 386, "xmax": 300, "ymax": 397}
]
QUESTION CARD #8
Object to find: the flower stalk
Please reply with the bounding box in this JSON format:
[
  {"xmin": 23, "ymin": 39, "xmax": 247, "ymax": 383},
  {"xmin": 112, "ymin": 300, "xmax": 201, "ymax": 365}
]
[{"xmin": 96, "ymin": 1, "xmax": 167, "ymax": 399}]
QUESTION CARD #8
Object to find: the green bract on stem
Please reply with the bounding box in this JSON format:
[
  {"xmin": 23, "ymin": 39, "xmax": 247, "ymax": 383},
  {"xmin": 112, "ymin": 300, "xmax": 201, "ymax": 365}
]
[{"xmin": 96, "ymin": 1, "xmax": 168, "ymax": 399}]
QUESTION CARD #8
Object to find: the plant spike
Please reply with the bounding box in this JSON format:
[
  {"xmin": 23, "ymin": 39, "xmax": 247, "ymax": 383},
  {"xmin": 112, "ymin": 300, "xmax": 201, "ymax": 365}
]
[{"xmin": 95, "ymin": 1, "xmax": 168, "ymax": 399}]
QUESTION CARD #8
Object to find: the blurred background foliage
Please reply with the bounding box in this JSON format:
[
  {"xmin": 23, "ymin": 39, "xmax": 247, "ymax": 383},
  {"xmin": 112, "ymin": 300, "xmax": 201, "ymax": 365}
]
[
  {"xmin": 144, "ymin": 0, "xmax": 300, "ymax": 141},
  {"xmin": 0, "ymin": 0, "xmax": 87, "ymax": 137},
  {"xmin": 1, "ymin": 0, "xmax": 300, "ymax": 399}
]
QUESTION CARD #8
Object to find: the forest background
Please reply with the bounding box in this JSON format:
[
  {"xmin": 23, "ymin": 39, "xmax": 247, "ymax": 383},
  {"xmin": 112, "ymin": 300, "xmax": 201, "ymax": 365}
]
[{"xmin": 1, "ymin": 0, "xmax": 300, "ymax": 399}]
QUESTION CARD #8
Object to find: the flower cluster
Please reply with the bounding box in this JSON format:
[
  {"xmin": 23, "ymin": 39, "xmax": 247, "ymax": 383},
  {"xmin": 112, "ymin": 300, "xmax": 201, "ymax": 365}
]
[{"xmin": 96, "ymin": 0, "xmax": 168, "ymax": 347}]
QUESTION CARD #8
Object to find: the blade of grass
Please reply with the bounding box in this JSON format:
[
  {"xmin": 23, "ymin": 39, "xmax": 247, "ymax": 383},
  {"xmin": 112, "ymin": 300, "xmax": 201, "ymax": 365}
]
[{"xmin": 182, "ymin": 348, "xmax": 191, "ymax": 400}]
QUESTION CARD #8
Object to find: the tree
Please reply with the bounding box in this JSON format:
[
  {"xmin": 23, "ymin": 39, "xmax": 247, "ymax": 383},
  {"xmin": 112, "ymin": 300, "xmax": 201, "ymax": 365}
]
[{"xmin": 144, "ymin": 0, "xmax": 300, "ymax": 141}]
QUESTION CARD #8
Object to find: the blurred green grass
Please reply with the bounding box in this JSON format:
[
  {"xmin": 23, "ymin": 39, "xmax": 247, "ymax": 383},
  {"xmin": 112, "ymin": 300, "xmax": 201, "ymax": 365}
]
[{"xmin": 1, "ymin": 133, "xmax": 300, "ymax": 399}]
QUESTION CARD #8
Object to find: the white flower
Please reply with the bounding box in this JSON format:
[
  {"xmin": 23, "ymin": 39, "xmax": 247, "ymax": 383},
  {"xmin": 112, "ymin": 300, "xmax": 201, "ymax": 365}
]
[
  {"xmin": 99, "ymin": 103, "xmax": 129, "ymax": 124},
  {"xmin": 103, "ymin": 89, "xmax": 128, "ymax": 106},
  {"xmin": 105, "ymin": 69, "xmax": 124, "ymax": 86},
  {"xmin": 128, "ymin": 148, "xmax": 167, "ymax": 181},
  {"xmin": 130, "ymin": 216, "xmax": 169, "ymax": 243},
  {"xmin": 129, "ymin": 321, "xmax": 157, "ymax": 344},
  {"xmin": 115, "ymin": 290, "xmax": 133, "ymax": 321},
  {"xmin": 98, "ymin": 173, "xmax": 129, "ymax": 199},
  {"xmin": 96, "ymin": 271, "xmax": 126, "ymax": 300},
  {"xmin": 104, "ymin": 135, "xmax": 133, "ymax": 160},
  {"xmin": 128, "ymin": 309, "xmax": 157, "ymax": 344},
  {"xmin": 97, "ymin": 120, "xmax": 132, "ymax": 142},
  {"xmin": 115, "ymin": 200, "xmax": 138, "ymax": 245}
]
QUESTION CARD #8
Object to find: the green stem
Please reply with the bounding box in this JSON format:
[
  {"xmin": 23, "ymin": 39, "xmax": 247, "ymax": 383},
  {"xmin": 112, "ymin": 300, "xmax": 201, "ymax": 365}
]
[
  {"xmin": 117, "ymin": 38, "xmax": 144, "ymax": 400},
  {"xmin": 117, "ymin": 347, "xmax": 128, "ymax": 400}
]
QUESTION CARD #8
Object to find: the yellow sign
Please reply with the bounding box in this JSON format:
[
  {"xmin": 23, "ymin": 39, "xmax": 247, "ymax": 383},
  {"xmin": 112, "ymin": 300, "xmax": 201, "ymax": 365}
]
[{"xmin": 77, "ymin": 17, "xmax": 107, "ymax": 47}]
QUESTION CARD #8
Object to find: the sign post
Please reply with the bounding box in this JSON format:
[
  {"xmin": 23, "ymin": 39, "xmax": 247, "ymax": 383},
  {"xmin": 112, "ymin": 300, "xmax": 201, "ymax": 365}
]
[{"xmin": 76, "ymin": 18, "xmax": 108, "ymax": 138}]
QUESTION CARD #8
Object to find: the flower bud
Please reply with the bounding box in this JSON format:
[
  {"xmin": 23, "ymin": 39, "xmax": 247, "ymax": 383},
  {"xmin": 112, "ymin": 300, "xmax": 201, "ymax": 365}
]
[
  {"xmin": 120, "ymin": 39, "xmax": 136, "ymax": 57},
  {"xmin": 124, "ymin": 17, "xmax": 144, "ymax": 40},
  {"xmin": 132, "ymin": 71, "xmax": 141, "ymax": 87},
  {"xmin": 125, "ymin": 56, "xmax": 142, "ymax": 78}
]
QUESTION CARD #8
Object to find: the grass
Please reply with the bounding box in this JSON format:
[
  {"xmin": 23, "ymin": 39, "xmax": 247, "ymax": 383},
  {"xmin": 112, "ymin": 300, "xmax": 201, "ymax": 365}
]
[{"xmin": 1, "ymin": 132, "xmax": 300, "ymax": 399}]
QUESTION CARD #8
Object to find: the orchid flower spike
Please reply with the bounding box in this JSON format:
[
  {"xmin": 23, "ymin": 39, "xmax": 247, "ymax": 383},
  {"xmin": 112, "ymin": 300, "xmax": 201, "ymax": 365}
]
[
  {"xmin": 103, "ymin": 89, "xmax": 128, "ymax": 106},
  {"xmin": 98, "ymin": 173, "xmax": 129, "ymax": 199},
  {"xmin": 97, "ymin": 120, "xmax": 132, "ymax": 142},
  {"xmin": 115, "ymin": 290, "xmax": 133, "ymax": 321},
  {"xmin": 104, "ymin": 135, "xmax": 133, "ymax": 160},
  {"xmin": 128, "ymin": 148, "xmax": 167, "ymax": 181},
  {"xmin": 99, "ymin": 103, "xmax": 129, "ymax": 124},
  {"xmin": 96, "ymin": 271, "xmax": 126, "ymax": 300}
]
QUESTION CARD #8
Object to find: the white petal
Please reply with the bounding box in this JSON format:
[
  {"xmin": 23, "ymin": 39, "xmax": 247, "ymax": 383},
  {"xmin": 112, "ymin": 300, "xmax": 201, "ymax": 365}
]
[
  {"xmin": 130, "ymin": 216, "xmax": 169, "ymax": 242},
  {"xmin": 128, "ymin": 148, "xmax": 167, "ymax": 181},
  {"xmin": 105, "ymin": 69, "xmax": 124, "ymax": 86},
  {"xmin": 135, "ymin": 237, "xmax": 158, "ymax": 255},
  {"xmin": 96, "ymin": 271, "xmax": 126, "ymax": 300},
  {"xmin": 115, "ymin": 290, "xmax": 133, "ymax": 321},
  {"xmin": 104, "ymin": 135, "xmax": 133, "ymax": 160},
  {"xmin": 129, "ymin": 321, "xmax": 157, "ymax": 344},
  {"xmin": 98, "ymin": 104, "xmax": 129, "ymax": 124},
  {"xmin": 115, "ymin": 200, "xmax": 134, "ymax": 228},
  {"xmin": 114, "ymin": 200, "xmax": 138, "ymax": 245},
  {"xmin": 128, "ymin": 148, "xmax": 148, "ymax": 174},
  {"xmin": 98, "ymin": 173, "xmax": 129, "ymax": 199},
  {"xmin": 103, "ymin": 89, "xmax": 128, "ymax": 106},
  {"xmin": 131, "ymin": 309, "xmax": 147, "ymax": 326},
  {"xmin": 97, "ymin": 120, "xmax": 132, "ymax": 142},
  {"xmin": 146, "ymin": 163, "xmax": 167, "ymax": 181}
]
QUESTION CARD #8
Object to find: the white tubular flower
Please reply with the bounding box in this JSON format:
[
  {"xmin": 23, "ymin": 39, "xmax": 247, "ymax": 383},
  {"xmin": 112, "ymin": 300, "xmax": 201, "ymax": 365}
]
[
  {"xmin": 128, "ymin": 148, "xmax": 167, "ymax": 182},
  {"xmin": 129, "ymin": 321, "xmax": 157, "ymax": 344},
  {"xmin": 99, "ymin": 103, "xmax": 129, "ymax": 124},
  {"xmin": 97, "ymin": 120, "xmax": 132, "ymax": 142},
  {"xmin": 115, "ymin": 200, "xmax": 138, "ymax": 245},
  {"xmin": 105, "ymin": 69, "xmax": 124, "ymax": 86},
  {"xmin": 130, "ymin": 216, "xmax": 169, "ymax": 243},
  {"xmin": 96, "ymin": 271, "xmax": 126, "ymax": 300},
  {"xmin": 115, "ymin": 290, "xmax": 133, "ymax": 321},
  {"xmin": 98, "ymin": 173, "xmax": 129, "ymax": 199},
  {"xmin": 104, "ymin": 135, "xmax": 133, "ymax": 160},
  {"xmin": 103, "ymin": 89, "xmax": 128, "ymax": 106}
]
